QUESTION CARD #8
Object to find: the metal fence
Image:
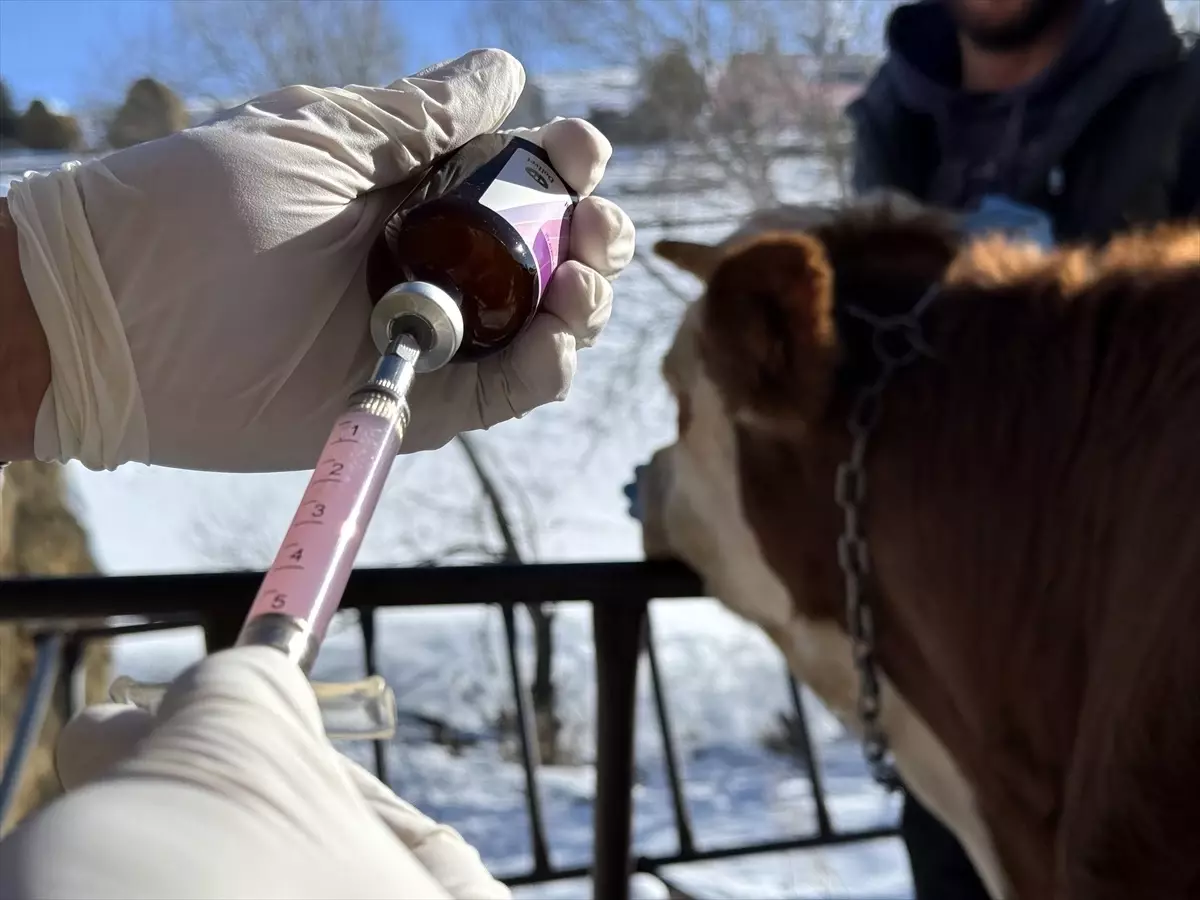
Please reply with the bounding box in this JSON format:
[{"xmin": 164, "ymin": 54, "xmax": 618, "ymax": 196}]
[{"xmin": 0, "ymin": 562, "xmax": 897, "ymax": 898}]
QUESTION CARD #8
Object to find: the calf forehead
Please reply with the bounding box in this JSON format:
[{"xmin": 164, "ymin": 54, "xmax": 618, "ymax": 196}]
[{"xmin": 662, "ymin": 191, "xmax": 939, "ymax": 386}]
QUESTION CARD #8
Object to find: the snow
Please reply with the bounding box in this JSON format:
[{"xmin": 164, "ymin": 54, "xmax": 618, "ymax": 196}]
[
  {"xmin": 536, "ymin": 67, "xmax": 640, "ymax": 118},
  {"xmin": 1, "ymin": 125, "xmax": 912, "ymax": 897},
  {"xmin": 0, "ymin": 151, "xmax": 84, "ymax": 185},
  {"xmin": 108, "ymin": 601, "xmax": 910, "ymax": 898}
]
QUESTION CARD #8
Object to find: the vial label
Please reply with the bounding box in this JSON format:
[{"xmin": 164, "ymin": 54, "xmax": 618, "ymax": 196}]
[{"xmin": 478, "ymin": 143, "xmax": 576, "ymax": 298}]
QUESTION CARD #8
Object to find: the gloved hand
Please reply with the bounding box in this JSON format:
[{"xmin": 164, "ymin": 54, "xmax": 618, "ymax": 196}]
[
  {"xmin": 0, "ymin": 646, "xmax": 508, "ymax": 900},
  {"xmin": 959, "ymin": 194, "xmax": 1055, "ymax": 249},
  {"xmin": 5, "ymin": 48, "xmax": 635, "ymax": 472}
]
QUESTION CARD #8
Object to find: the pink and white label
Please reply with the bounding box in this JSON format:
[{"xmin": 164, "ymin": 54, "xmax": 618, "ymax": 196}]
[
  {"xmin": 478, "ymin": 146, "xmax": 575, "ymax": 299},
  {"xmin": 246, "ymin": 409, "xmax": 399, "ymax": 643}
]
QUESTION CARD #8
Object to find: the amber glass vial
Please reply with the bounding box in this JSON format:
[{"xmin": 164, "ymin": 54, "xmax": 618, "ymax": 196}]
[{"xmin": 366, "ymin": 134, "xmax": 579, "ymax": 363}]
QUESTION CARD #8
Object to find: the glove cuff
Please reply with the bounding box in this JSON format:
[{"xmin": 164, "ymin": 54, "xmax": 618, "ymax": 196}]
[{"xmin": 7, "ymin": 162, "xmax": 148, "ymax": 470}]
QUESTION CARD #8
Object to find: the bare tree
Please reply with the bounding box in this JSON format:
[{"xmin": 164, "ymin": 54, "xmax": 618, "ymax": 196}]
[
  {"xmin": 471, "ymin": 0, "xmax": 546, "ymax": 69},
  {"xmin": 456, "ymin": 434, "xmax": 562, "ymax": 763},
  {"xmin": 467, "ymin": 2, "xmax": 551, "ymax": 130},
  {"xmin": 168, "ymin": 0, "xmax": 406, "ymax": 104},
  {"xmin": 87, "ymin": 0, "xmax": 406, "ymax": 112},
  {"xmin": 479, "ymin": 0, "xmax": 891, "ymax": 206},
  {"xmin": 73, "ymin": 0, "xmax": 407, "ymax": 144}
]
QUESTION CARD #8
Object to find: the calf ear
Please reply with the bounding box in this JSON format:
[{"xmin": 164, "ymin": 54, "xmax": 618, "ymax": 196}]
[
  {"xmin": 654, "ymin": 240, "xmax": 720, "ymax": 281},
  {"xmin": 699, "ymin": 231, "xmax": 838, "ymax": 432}
]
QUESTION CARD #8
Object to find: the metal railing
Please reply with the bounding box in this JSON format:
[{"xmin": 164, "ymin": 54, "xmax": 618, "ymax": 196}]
[{"xmin": 0, "ymin": 562, "xmax": 897, "ymax": 897}]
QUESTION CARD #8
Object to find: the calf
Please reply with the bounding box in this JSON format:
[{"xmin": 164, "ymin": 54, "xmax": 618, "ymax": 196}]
[{"xmin": 639, "ymin": 195, "xmax": 1200, "ymax": 900}]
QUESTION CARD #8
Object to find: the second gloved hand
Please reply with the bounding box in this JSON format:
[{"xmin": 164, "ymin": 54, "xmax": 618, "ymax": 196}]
[
  {"xmin": 6, "ymin": 49, "xmax": 635, "ymax": 473},
  {"xmin": 0, "ymin": 647, "xmax": 509, "ymax": 900}
]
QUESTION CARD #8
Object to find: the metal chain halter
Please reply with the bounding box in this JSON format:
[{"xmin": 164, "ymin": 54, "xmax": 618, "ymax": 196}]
[{"xmin": 834, "ymin": 284, "xmax": 940, "ymax": 790}]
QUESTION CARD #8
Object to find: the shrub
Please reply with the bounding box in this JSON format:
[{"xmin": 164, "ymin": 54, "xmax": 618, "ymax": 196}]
[
  {"xmin": 0, "ymin": 79, "xmax": 20, "ymax": 142},
  {"xmin": 17, "ymin": 100, "xmax": 83, "ymax": 151},
  {"xmin": 106, "ymin": 77, "xmax": 189, "ymax": 149}
]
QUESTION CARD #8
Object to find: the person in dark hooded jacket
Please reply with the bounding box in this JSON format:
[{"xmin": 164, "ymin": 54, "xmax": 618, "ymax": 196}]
[
  {"xmin": 851, "ymin": 0, "xmax": 1199, "ymax": 244},
  {"xmin": 847, "ymin": 0, "xmax": 1199, "ymax": 897}
]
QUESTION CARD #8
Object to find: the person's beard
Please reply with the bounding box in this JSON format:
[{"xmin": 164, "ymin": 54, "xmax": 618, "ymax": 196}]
[{"xmin": 943, "ymin": 0, "xmax": 1082, "ymax": 51}]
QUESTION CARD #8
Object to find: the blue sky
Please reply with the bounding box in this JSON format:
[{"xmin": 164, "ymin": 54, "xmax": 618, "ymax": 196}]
[{"xmin": 0, "ymin": 0, "xmax": 566, "ymax": 110}]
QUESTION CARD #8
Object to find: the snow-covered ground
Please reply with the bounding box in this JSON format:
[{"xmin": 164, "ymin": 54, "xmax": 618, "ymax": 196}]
[
  {"xmin": 112, "ymin": 604, "xmax": 909, "ymax": 899},
  {"xmin": 538, "ymin": 66, "xmax": 639, "ymax": 119},
  {"xmin": 2, "ymin": 138, "xmax": 912, "ymax": 898}
]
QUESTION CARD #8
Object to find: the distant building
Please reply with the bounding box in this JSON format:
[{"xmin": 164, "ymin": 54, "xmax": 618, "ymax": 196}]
[{"xmin": 710, "ymin": 51, "xmax": 874, "ymax": 133}]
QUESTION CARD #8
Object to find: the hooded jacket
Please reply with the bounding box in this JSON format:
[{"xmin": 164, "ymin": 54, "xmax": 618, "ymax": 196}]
[{"xmin": 848, "ymin": 0, "xmax": 1200, "ymax": 242}]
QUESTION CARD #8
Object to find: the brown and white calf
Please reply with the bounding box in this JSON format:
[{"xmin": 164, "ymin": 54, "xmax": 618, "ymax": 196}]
[{"xmin": 638, "ymin": 195, "xmax": 1200, "ymax": 900}]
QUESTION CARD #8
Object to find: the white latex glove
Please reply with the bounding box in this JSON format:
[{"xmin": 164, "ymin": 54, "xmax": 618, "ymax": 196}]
[
  {"xmin": 0, "ymin": 646, "xmax": 509, "ymax": 900},
  {"xmin": 5, "ymin": 48, "xmax": 635, "ymax": 472}
]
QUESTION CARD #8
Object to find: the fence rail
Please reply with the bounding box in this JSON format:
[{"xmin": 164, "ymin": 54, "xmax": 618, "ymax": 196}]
[{"xmin": 0, "ymin": 562, "xmax": 897, "ymax": 897}]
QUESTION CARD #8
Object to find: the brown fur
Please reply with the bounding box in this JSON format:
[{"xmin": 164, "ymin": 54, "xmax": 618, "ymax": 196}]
[
  {"xmin": 662, "ymin": 205, "xmax": 1200, "ymax": 898},
  {"xmin": 701, "ymin": 232, "xmax": 839, "ymax": 430}
]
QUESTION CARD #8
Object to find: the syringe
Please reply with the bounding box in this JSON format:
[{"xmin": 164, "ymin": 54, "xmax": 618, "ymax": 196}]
[
  {"xmin": 110, "ymin": 282, "xmax": 464, "ymax": 739},
  {"xmin": 236, "ymin": 282, "xmax": 463, "ymax": 669},
  {"xmin": 109, "ymin": 130, "xmax": 578, "ymax": 737}
]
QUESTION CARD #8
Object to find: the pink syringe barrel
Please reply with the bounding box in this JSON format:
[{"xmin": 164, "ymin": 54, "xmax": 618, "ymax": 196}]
[{"xmin": 236, "ymin": 335, "xmax": 418, "ymax": 673}]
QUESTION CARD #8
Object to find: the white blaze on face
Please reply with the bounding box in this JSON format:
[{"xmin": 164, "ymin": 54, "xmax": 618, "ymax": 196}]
[{"xmin": 650, "ymin": 298, "xmax": 1011, "ymax": 900}]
